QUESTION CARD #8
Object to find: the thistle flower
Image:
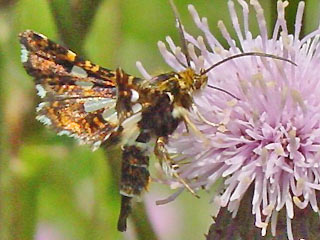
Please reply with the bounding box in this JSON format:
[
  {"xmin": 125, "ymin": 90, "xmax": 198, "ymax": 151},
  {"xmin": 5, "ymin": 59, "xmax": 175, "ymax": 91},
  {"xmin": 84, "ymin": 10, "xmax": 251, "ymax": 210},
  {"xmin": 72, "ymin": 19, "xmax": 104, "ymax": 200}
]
[{"xmin": 138, "ymin": 1, "xmax": 320, "ymax": 239}]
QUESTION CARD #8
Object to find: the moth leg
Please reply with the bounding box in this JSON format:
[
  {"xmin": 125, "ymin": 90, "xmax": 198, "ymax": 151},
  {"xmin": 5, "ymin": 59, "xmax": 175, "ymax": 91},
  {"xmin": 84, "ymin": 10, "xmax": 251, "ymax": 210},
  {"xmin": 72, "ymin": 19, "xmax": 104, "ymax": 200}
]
[
  {"xmin": 183, "ymin": 119, "xmax": 190, "ymax": 134},
  {"xmin": 118, "ymin": 144, "xmax": 150, "ymax": 231},
  {"xmin": 181, "ymin": 110, "xmax": 209, "ymax": 146},
  {"xmin": 154, "ymin": 137, "xmax": 172, "ymax": 175},
  {"xmin": 192, "ymin": 104, "xmax": 218, "ymax": 127},
  {"xmin": 154, "ymin": 137, "xmax": 199, "ymax": 198}
]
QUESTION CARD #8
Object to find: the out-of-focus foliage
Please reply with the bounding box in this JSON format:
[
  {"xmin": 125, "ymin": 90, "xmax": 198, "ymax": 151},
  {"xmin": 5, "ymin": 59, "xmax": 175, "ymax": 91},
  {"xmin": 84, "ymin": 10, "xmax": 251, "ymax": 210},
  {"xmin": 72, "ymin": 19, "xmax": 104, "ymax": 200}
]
[{"xmin": 0, "ymin": 0, "xmax": 318, "ymax": 240}]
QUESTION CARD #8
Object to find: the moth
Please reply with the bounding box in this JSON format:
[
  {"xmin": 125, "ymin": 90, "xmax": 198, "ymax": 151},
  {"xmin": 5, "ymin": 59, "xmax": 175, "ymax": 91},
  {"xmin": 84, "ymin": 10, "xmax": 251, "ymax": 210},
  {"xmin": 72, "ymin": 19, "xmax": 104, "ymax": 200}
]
[{"xmin": 19, "ymin": 0, "xmax": 295, "ymax": 232}]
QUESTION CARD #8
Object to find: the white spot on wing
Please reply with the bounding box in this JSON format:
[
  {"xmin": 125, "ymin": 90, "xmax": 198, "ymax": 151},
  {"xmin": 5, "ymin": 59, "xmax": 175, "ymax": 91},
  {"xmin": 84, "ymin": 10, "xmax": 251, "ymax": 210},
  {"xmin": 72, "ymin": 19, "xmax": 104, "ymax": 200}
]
[
  {"xmin": 36, "ymin": 115, "xmax": 52, "ymax": 125},
  {"xmin": 70, "ymin": 133, "xmax": 80, "ymax": 140},
  {"xmin": 132, "ymin": 103, "xmax": 142, "ymax": 113},
  {"xmin": 121, "ymin": 113, "xmax": 142, "ymax": 129},
  {"xmin": 35, "ymin": 84, "xmax": 47, "ymax": 98},
  {"xmin": 102, "ymin": 108, "xmax": 117, "ymax": 122},
  {"xmin": 71, "ymin": 65, "xmax": 88, "ymax": 78},
  {"xmin": 121, "ymin": 113, "xmax": 142, "ymax": 145},
  {"xmin": 92, "ymin": 140, "xmax": 102, "ymax": 151},
  {"xmin": 20, "ymin": 44, "xmax": 28, "ymax": 63},
  {"xmin": 75, "ymin": 81, "xmax": 94, "ymax": 87},
  {"xmin": 84, "ymin": 99, "xmax": 115, "ymax": 113},
  {"xmin": 103, "ymin": 111, "xmax": 118, "ymax": 124},
  {"xmin": 36, "ymin": 102, "xmax": 47, "ymax": 112},
  {"xmin": 57, "ymin": 130, "xmax": 71, "ymax": 136},
  {"xmin": 130, "ymin": 89, "xmax": 139, "ymax": 102}
]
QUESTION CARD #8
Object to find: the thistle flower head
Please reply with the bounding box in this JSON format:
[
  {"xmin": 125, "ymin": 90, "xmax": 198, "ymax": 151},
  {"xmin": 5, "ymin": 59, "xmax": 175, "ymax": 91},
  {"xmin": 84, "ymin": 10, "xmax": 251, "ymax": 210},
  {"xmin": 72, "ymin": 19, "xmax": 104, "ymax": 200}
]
[{"xmin": 137, "ymin": 1, "xmax": 320, "ymax": 239}]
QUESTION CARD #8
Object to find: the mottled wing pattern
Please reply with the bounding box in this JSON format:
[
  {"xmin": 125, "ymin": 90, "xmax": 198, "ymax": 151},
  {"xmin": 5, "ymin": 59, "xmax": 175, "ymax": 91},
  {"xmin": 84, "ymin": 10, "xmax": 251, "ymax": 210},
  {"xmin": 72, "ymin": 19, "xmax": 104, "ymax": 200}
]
[{"xmin": 19, "ymin": 30, "xmax": 119, "ymax": 149}]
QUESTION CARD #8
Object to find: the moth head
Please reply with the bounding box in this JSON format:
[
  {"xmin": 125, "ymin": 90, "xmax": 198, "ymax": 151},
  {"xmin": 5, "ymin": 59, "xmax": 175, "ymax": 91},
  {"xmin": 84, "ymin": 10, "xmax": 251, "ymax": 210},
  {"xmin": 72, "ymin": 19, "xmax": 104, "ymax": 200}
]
[
  {"xmin": 178, "ymin": 68, "xmax": 207, "ymax": 92},
  {"xmin": 193, "ymin": 70, "xmax": 208, "ymax": 90}
]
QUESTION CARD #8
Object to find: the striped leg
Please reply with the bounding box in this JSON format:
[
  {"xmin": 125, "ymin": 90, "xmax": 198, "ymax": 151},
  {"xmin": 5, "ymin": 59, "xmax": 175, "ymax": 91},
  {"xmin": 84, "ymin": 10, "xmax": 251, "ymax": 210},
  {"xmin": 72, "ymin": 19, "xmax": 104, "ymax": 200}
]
[
  {"xmin": 117, "ymin": 144, "xmax": 150, "ymax": 231},
  {"xmin": 154, "ymin": 136, "xmax": 199, "ymax": 198},
  {"xmin": 154, "ymin": 137, "xmax": 173, "ymax": 176}
]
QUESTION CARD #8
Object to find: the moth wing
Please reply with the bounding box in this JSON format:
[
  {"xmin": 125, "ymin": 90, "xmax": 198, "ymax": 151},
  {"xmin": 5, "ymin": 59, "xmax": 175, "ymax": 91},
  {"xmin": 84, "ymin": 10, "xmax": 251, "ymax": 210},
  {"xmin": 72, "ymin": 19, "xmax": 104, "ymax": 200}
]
[{"xmin": 19, "ymin": 30, "xmax": 120, "ymax": 149}]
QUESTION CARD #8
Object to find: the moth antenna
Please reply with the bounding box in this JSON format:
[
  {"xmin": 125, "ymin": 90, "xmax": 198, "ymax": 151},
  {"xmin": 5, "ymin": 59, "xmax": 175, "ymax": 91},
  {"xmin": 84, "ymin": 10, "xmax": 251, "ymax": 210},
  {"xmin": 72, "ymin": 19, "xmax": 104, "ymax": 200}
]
[
  {"xmin": 207, "ymin": 85, "xmax": 240, "ymax": 100},
  {"xmin": 201, "ymin": 52, "xmax": 297, "ymax": 75},
  {"xmin": 169, "ymin": 0, "xmax": 191, "ymax": 67}
]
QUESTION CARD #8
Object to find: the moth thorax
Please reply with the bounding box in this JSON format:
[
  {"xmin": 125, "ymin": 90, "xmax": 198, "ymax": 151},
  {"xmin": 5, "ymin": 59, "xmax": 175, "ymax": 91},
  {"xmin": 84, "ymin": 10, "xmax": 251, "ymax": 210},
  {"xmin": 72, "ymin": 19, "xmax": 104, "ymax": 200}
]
[{"xmin": 180, "ymin": 68, "xmax": 207, "ymax": 91}]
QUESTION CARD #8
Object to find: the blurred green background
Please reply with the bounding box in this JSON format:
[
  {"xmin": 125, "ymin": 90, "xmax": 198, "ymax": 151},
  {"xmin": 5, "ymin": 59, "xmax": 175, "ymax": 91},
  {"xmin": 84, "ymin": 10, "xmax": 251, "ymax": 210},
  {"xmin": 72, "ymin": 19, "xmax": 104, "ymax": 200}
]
[{"xmin": 0, "ymin": 0, "xmax": 319, "ymax": 239}]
